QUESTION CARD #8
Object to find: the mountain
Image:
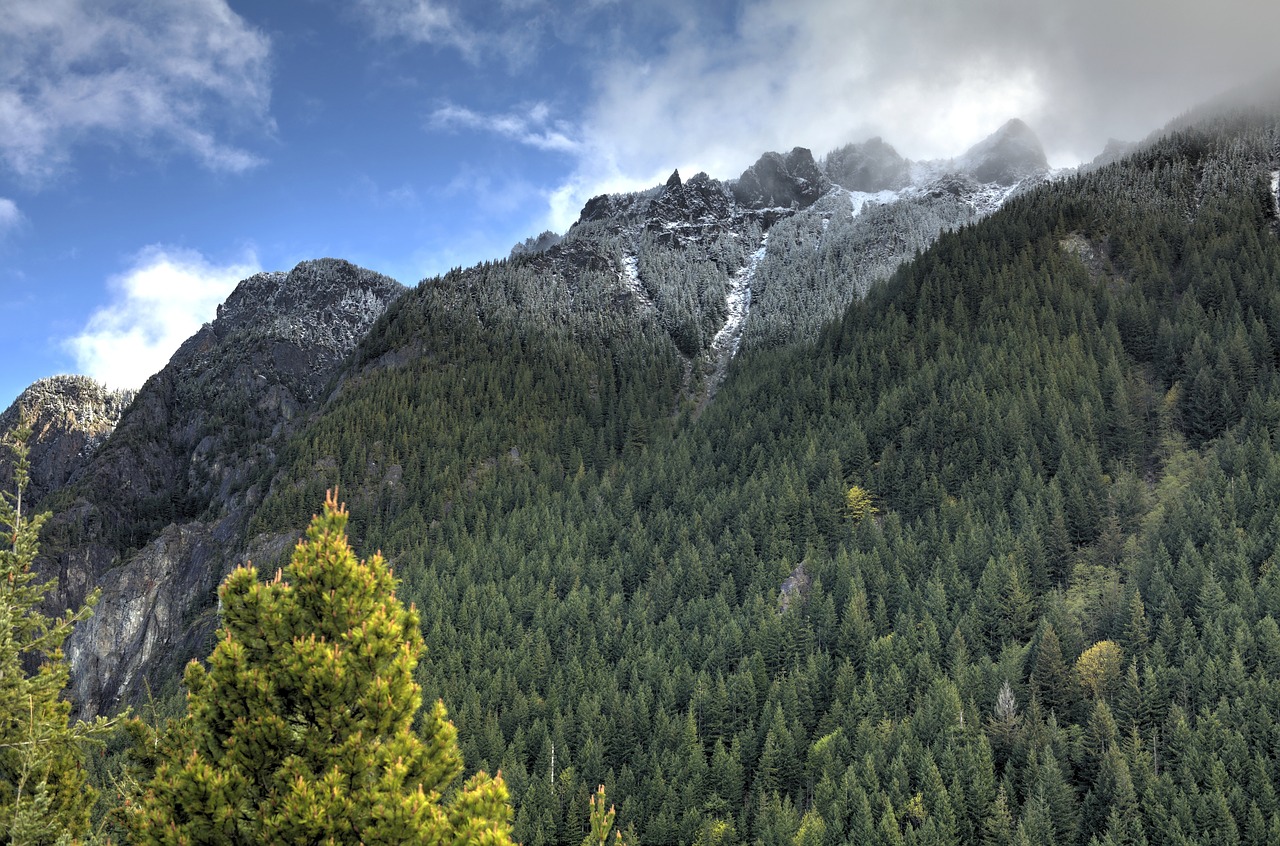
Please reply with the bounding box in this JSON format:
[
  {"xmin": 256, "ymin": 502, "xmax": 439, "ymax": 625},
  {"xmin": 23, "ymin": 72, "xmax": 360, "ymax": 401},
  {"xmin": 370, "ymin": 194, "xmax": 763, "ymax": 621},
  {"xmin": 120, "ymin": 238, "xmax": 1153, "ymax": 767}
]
[
  {"xmin": 25, "ymin": 258, "xmax": 404, "ymax": 713},
  {"xmin": 824, "ymin": 137, "xmax": 911, "ymax": 193},
  {"xmin": 12, "ymin": 122, "xmax": 1054, "ymax": 718},
  {"xmin": 0, "ymin": 375, "xmax": 134, "ymax": 510},
  {"xmin": 15, "ymin": 100, "xmax": 1280, "ymax": 844},
  {"xmin": 957, "ymin": 117, "xmax": 1049, "ymax": 185}
]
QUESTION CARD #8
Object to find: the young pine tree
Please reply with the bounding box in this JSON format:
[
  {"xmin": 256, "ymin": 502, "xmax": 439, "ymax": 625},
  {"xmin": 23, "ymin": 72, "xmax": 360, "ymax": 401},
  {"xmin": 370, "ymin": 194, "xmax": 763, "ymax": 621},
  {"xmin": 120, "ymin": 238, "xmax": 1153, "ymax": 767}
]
[
  {"xmin": 129, "ymin": 492, "xmax": 513, "ymax": 845},
  {"xmin": 0, "ymin": 426, "xmax": 111, "ymax": 844}
]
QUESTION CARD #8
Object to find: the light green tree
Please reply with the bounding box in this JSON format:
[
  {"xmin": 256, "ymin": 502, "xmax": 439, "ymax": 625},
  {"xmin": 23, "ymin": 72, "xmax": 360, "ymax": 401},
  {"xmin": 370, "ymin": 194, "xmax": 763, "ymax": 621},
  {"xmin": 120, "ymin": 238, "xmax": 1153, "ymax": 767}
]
[
  {"xmin": 581, "ymin": 784, "xmax": 632, "ymax": 846},
  {"xmin": 129, "ymin": 492, "xmax": 514, "ymax": 845},
  {"xmin": 845, "ymin": 485, "xmax": 878, "ymax": 523},
  {"xmin": 0, "ymin": 426, "xmax": 112, "ymax": 844},
  {"xmin": 1075, "ymin": 640, "xmax": 1124, "ymax": 702}
]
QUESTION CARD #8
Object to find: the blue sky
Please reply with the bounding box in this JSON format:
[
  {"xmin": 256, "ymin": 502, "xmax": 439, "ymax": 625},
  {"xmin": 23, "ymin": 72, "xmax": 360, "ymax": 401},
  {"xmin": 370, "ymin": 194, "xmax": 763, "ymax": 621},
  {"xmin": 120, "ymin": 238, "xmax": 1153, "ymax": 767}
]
[{"xmin": 2, "ymin": 0, "xmax": 1277, "ymax": 408}]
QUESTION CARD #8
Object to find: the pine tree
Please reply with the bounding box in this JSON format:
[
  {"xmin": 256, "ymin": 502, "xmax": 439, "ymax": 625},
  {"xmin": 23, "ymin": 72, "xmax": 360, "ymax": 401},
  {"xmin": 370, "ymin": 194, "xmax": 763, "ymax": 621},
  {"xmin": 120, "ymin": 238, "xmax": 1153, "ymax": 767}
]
[
  {"xmin": 581, "ymin": 784, "xmax": 629, "ymax": 846},
  {"xmin": 0, "ymin": 426, "xmax": 112, "ymax": 844},
  {"xmin": 129, "ymin": 492, "xmax": 513, "ymax": 845}
]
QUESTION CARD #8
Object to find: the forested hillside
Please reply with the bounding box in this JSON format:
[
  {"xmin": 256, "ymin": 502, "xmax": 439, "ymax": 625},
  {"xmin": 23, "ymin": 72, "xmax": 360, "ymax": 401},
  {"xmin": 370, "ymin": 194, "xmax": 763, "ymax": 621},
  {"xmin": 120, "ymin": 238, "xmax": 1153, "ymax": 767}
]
[{"xmin": 207, "ymin": 104, "xmax": 1280, "ymax": 846}]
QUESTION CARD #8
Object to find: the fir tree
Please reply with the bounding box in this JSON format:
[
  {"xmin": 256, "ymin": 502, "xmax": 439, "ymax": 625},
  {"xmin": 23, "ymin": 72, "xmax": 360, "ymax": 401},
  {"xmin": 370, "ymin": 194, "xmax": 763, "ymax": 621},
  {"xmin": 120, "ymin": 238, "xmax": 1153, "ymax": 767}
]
[
  {"xmin": 0, "ymin": 427, "xmax": 112, "ymax": 844},
  {"xmin": 129, "ymin": 492, "xmax": 513, "ymax": 845}
]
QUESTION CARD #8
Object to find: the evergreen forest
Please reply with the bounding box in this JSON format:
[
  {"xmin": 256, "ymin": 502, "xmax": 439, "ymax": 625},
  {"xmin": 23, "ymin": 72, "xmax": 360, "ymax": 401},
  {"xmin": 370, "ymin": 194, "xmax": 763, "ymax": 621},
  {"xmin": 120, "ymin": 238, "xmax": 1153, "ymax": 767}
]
[
  {"xmin": 14, "ymin": 107, "xmax": 1280, "ymax": 846},
  {"xmin": 234, "ymin": 109, "xmax": 1280, "ymax": 845}
]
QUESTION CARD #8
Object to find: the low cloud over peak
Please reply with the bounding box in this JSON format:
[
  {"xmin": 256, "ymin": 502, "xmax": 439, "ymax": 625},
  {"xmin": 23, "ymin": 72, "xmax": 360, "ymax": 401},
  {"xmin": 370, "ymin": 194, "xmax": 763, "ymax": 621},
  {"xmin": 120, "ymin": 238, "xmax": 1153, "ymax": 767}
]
[
  {"xmin": 65, "ymin": 246, "xmax": 260, "ymax": 391},
  {"xmin": 420, "ymin": 0, "xmax": 1280, "ymax": 235}
]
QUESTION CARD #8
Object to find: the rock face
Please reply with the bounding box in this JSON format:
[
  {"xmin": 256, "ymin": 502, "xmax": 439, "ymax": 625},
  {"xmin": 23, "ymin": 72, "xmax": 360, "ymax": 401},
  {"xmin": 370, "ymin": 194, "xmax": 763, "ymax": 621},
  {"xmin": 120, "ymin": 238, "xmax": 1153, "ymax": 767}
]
[
  {"xmin": 959, "ymin": 118, "xmax": 1049, "ymax": 186},
  {"xmin": 0, "ymin": 375, "xmax": 134, "ymax": 510},
  {"xmin": 43, "ymin": 258, "xmax": 404, "ymax": 715},
  {"xmin": 646, "ymin": 171, "xmax": 741, "ymax": 243},
  {"xmin": 732, "ymin": 147, "xmax": 830, "ymax": 209},
  {"xmin": 824, "ymin": 137, "xmax": 911, "ymax": 192}
]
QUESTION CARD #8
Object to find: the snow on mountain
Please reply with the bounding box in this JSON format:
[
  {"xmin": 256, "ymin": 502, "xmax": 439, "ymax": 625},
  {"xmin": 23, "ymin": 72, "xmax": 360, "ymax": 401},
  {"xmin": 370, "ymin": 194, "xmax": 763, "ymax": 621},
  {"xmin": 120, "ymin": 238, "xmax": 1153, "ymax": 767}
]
[{"xmin": 522, "ymin": 119, "xmax": 1061, "ymax": 358}]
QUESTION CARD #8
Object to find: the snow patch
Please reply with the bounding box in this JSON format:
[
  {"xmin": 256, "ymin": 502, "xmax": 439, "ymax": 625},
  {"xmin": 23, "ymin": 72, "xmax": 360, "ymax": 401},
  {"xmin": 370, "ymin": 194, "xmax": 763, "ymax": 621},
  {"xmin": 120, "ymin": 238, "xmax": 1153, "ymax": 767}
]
[
  {"xmin": 848, "ymin": 188, "xmax": 902, "ymax": 218},
  {"xmin": 619, "ymin": 253, "xmax": 656, "ymax": 313},
  {"xmin": 1271, "ymin": 170, "xmax": 1279, "ymax": 218},
  {"xmin": 710, "ymin": 235, "xmax": 767, "ymax": 365},
  {"xmin": 965, "ymin": 180, "xmax": 1022, "ymax": 216}
]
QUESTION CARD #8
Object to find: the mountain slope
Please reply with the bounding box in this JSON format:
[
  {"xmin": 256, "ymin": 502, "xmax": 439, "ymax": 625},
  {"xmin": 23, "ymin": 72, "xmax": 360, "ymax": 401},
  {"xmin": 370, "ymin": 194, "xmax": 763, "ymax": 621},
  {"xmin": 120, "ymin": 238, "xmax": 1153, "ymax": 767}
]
[
  {"xmin": 31, "ymin": 259, "xmax": 404, "ymax": 713},
  {"xmin": 209, "ymin": 103, "xmax": 1280, "ymax": 846},
  {"xmin": 14, "ymin": 103, "xmax": 1280, "ymax": 845}
]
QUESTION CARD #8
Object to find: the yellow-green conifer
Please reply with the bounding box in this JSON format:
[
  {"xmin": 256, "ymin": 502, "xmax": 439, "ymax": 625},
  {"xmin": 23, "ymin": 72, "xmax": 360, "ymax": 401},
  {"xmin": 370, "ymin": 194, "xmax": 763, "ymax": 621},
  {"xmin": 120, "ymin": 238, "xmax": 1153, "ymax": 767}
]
[
  {"xmin": 130, "ymin": 492, "xmax": 513, "ymax": 845},
  {"xmin": 0, "ymin": 427, "xmax": 110, "ymax": 844}
]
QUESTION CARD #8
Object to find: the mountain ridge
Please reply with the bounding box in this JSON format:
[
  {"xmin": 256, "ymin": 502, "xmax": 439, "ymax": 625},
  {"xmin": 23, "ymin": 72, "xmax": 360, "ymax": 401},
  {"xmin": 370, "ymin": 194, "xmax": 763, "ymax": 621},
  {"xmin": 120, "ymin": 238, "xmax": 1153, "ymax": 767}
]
[
  {"xmin": 26, "ymin": 258, "xmax": 404, "ymax": 714},
  {"xmin": 7, "ymin": 120, "xmax": 1060, "ymax": 716}
]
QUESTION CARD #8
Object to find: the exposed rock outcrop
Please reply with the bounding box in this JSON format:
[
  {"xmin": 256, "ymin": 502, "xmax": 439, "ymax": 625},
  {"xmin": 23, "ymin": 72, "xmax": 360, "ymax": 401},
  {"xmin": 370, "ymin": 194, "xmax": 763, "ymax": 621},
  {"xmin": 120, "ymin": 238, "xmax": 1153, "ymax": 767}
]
[
  {"xmin": 645, "ymin": 171, "xmax": 740, "ymax": 244},
  {"xmin": 0, "ymin": 375, "xmax": 134, "ymax": 510},
  {"xmin": 732, "ymin": 147, "xmax": 830, "ymax": 209},
  {"xmin": 46, "ymin": 258, "xmax": 404, "ymax": 715}
]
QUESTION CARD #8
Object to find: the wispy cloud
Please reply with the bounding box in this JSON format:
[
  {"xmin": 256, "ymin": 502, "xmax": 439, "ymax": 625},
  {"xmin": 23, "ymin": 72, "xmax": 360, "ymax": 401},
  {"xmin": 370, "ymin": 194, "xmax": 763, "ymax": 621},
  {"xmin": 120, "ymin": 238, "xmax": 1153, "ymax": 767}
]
[
  {"xmin": 354, "ymin": 0, "xmax": 478, "ymax": 58},
  {"xmin": 349, "ymin": 174, "xmax": 421, "ymax": 210},
  {"xmin": 0, "ymin": 199, "xmax": 20, "ymax": 236},
  {"xmin": 0, "ymin": 0, "xmax": 273, "ymax": 183},
  {"xmin": 429, "ymin": 102, "xmax": 581, "ymax": 154},
  {"xmin": 65, "ymin": 246, "xmax": 260, "ymax": 390},
  {"xmin": 352, "ymin": 0, "xmax": 557, "ymax": 69}
]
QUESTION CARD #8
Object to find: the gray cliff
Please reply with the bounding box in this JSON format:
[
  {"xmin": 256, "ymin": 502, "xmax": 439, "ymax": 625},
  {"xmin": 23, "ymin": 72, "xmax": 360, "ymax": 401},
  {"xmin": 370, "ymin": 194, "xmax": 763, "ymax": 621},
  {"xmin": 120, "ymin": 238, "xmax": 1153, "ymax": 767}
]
[{"xmin": 39, "ymin": 258, "xmax": 403, "ymax": 715}]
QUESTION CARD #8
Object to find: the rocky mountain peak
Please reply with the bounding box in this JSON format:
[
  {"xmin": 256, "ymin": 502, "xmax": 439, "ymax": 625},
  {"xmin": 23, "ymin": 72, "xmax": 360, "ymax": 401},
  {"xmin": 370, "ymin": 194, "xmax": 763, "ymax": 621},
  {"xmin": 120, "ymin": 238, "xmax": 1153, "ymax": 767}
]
[
  {"xmin": 731, "ymin": 147, "xmax": 830, "ymax": 210},
  {"xmin": 170, "ymin": 258, "xmax": 403, "ymax": 403},
  {"xmin": 0, "ymin": 375, "xmax": 134, "ymax": 509},
  {"xmin": 824, "ymin": 137, "xmax": 911, "ymax": 192},
  {"xmin": 959, "ymin": 118, "xmax": 1049, "ymax": 186},
  {"xmin": 47, "ymin": 258, "xmax": 405, "ymax": 715},
  {"xmin": 211, "ymin": 258, "xmax": 402, "ymax": 356}
]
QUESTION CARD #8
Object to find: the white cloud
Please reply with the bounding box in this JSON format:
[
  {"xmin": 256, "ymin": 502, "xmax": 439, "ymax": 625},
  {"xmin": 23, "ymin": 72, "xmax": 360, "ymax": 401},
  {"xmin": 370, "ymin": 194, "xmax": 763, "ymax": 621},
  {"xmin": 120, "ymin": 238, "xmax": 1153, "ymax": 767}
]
[
  {"xmin": 429, "ymin": 102, "xmax": 582, "ymax": 153},
  {"xmin": 353, "ymin": 0, "xmax": 554, "ymax": 70},
  {"xmin": 0, "ymin": 0, "xmax": 272, "ymax": 183},
  {"xmin": 354, "ymin": 0, "xmax": 478, "ymax": 58},
  {"xmin": 438, "ymin": 0, "xmax": 1280, "ymax": 234},
  {"xmin": 66, "ymin": 246, "xmax": 260, "ymax": 390},
  {"xmin": 0, "ymin": 199, "xmax": 20, "ymax": 235}
]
